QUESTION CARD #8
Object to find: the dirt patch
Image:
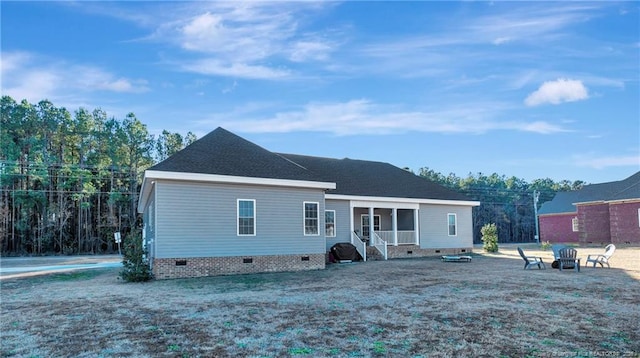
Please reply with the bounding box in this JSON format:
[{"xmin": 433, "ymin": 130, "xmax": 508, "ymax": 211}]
[{"xmin": 1, "ymin": 247, "xmax": 639, "ymax": 357}]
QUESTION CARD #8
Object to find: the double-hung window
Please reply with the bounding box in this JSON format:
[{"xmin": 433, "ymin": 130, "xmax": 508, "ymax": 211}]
[
  {"xmin": 447, "ymin": 213, "xmax": 457, "ymax": 236},
  {"xmin": 325, "ymin": 210, "xmax": 336, "ymax": 237},
  {"xmin": 572, "ymin": 217, "xmax": 579, "ymax": 232},
  {"xmin": 304, "ymin": 202, "xmax": 319, "ymax": 236},
  {"xmin": 237, "ymin": 199, "xmax": 256, "ymax": 236}
]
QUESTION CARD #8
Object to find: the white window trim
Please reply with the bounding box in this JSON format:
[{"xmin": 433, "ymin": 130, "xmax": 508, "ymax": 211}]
[
  {"xmin": 237, "ymin": 199, "xmax": 256, "ymax": 236},
  {"xmin": 572, "ymin": 217, "xmax": 579, "ymax": 232},
  {"xmin": 447, "ymin": 213, "xmax": 457, "ymax": 236},
  {"xmin": 325, "ymin": 210, "xmax": 336, "ymax": 237},
  {"xmin": 638, "ymin": 208, "xmax": 640, "ymax": 228},
  {"xmin": 304, "ymin": 201, "xmax": 320, "ymax": 236}
]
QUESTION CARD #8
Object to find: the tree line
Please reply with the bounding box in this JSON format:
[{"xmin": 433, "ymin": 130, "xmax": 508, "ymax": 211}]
[
  {"xmin": 418, "ymin": 168, "xmax": 584, "ymax": 243},
  {"xmin": 1, "ymin": 96, "xmax": 195, "ymax": 255},
  {"xmin": 1, "ymin": 96, "xmax": 584, "ymax": 255}
]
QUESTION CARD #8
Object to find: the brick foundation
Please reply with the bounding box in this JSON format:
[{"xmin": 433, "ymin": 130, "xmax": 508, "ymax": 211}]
[
  {"xmin": 367, "ymin": 245, "xmax": 472, "ymax": 260},
  {"xmin": 153, "ymin": 254, "xmax": 325, "ymax": 279}
]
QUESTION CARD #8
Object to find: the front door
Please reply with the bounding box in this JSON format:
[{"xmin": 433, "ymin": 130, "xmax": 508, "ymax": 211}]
[{"xmin": 361, "ymin": 214, "xmax": 380, "ymax": 238}]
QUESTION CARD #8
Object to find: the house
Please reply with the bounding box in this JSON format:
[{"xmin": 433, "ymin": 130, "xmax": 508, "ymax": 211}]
[
  {"xmin": 538, "ymin": 172, "xmax": 640, "ymax": 245},
  {"xmin": 137, "ymin": 127, "xmax": 480, "ymax": 279}
]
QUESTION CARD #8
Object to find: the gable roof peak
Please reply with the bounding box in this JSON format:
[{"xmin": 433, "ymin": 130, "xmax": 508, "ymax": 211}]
[{"xmin": 149, "ymin": 127, "xmax": 317, "ymax": 181}]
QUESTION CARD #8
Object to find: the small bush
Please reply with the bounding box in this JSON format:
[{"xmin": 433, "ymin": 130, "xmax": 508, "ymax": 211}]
[
  {"xmin": 119, "ymin": 230, "xmax": 153, "ymax": 282},
  {"xmin": 481, "ymin": 223, "xmax": 499, "ymax": 253},
  {"xmin": 540, "ymin": 240, "xmax": 552, "ymax": 250}
]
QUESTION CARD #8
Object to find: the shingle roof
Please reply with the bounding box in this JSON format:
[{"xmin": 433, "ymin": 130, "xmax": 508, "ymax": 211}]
[
  {"xmin": 149, "ymin": 127, "xmax": 472, "ymax": 202},
  {"xmin": 537, "ymin": 191, "xmax": 581, "ymax": 214},
  {"xmin": 149, "ymin": 127, "xmax": 318, "ymax": 182},
  {"xmin": 279, "ymin": 153, "xmax": 471, "ymax": 201},
  {"xmin": 538, "ymin": 171, "xmax": 640, "ymax": 215}
]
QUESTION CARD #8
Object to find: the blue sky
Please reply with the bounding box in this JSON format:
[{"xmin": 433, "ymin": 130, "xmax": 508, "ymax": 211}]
[{"xmin": 2, "ymin": 1, "xmax": 638, "ymax": 184}]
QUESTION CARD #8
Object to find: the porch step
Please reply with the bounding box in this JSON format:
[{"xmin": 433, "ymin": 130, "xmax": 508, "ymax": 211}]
[{"xmin": 366, "ymin": 247, "xmax": 385, "ymax": 261}]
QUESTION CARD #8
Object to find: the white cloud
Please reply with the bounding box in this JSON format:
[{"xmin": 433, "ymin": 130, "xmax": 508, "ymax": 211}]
[
  {"xmin": 182, "ymin": 12, "xmax": 222, "ymax": 39},
  {"xmin": 181, "ymin": 59, "xmax": 290, "ymax": 80},
  {"xmin": 470, "ymin": 3, "xmax": 599, "ymax": 45},
  {"xmin": 202, "ymin": 99, "xmax": 569, "ymax": 136},
  {"xmin": 289, "ymin": 40, "xmax": 333, "ymax": 62},
  {"xmin": 492, "ymin": 37, "xmax": 512, "ymax": 45},
  {"xmin": 149, "ymin": 2, "xmax": 336, "ymax": 79},
  {"xmin": 222, "ymin": 80, "xmax": 238, "ymax": 94},
  {"xmin": 72, "ymin": 66, "xmax": 148, "ymax": 93},
  {"xmin": 3, "ymin": 70, "xmax": 60, "ymax": 103},
  {"xmin": 574, "ymin": 154, "xmax": 640, "ymax": 169},
  {"xmin": 524, "ymin": 78, "xmax": 589, "ymax": 106},
  {"xmin": 518, "ymin": 121, "xmax": 568, "ymax": 134},
  {"xmin": 177, "ymin": 10, "xmax": 289, "ymax": 62},
  {"xmin": 0, "ymin": 51, "xmax": 149, "ymax": 103},
  {"xmin": 0, "ymin": 51, "xmax": 31, "ymax": 73}
]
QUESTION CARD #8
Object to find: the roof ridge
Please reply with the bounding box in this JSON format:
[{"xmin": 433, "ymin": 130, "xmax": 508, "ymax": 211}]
[
  {"xmin": 612, "ymin": 171, "xmax": 640, "ymax": 197},
  {"xmin": 275, "ymin": 153, "xmax": 309, "ymax": 171},
  {"xmin": 278, "ymin": 152, "xmax": 341, "ymax": 161},
  {"xmin": 278, "ymin": 152, "xmax": 393, "ymax": 166}
]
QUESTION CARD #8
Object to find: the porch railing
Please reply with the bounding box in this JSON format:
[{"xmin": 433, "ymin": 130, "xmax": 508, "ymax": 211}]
[
  {"xmin": 351, "ymin": 231, "xmax": 367, "ymax": 262},
  {"xmin": 371, "ymin": 232, "xmax": 388, "ymax": 260},
  {"xmin": 377, "ymin": 231, "xmax": 416, "ymax": 245}
]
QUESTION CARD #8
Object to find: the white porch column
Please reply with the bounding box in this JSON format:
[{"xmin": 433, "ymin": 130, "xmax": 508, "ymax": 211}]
[
  {"xmin": 392, "ymin": 208, "xmax": 398, "ymax": 246},
  {"xmin": 368, "ymin": 206, "xmax": 375, "ymax": 246},
  {"xmin": 349, "ymin": 203, "xmax": 354, "ymax": 244},
  {"xmin": 414, "ymin": 208, "xmax": 420, "ymax": 245}
]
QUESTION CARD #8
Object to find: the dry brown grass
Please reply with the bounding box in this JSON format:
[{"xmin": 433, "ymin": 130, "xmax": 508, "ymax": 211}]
[{"xmin": 2, "ymin": 246, "xmax": 639, "ymax": 358}]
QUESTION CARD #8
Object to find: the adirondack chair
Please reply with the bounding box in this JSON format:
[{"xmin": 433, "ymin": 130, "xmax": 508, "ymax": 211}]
[
  {"xmin": 585, "ymin": 244, "xmax": 616, "ymax": 268},
  {"xmin": 550, "ymin": 244, "xmax": 568, "ymax": 269},
  {"xmin": 551, "ymin": 244, "xmax": 568, "ymax": 261},
  {"xmin": 558, "ymin": 247, "xmax": 580, "ymax": 272},
  {"xmin": 517, "ymin": 247, "xmax": 546, "ymax": 270}
]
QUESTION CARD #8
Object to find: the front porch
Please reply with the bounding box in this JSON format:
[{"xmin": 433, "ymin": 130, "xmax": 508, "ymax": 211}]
[{"xmin": 349, "ymin": 201, "xmax": 420, "ymax": 261}]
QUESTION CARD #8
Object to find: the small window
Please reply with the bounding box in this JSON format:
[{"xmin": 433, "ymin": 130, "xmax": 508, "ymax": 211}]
[
  {"xmin": 237, "ymin": 199, "xmax": 255, "ymax": 236},
  {"xmin": 304, "ymin": 202, "xmax": 319, "ymax": 236},
  {"xmin": 447, "ymin": 213, "xmax": 457, "ymax": 236},
  {"xmin": 572, "ymin": 217, "xmax": 579, "ymax": 232},
  {"xmin": 325, "ymin": 210, "xmax": 336, "ymax": 237}
]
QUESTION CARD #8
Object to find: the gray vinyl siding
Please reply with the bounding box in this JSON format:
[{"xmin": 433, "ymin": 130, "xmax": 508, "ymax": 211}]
[
  {"xmin": 154, "ymin": 180, "xmax": 326, "ymax": 258},
  {"xmin": 325, "ymin": 199, "xmax": 351, "ymax": 250},
  {"xmin": 419, "ymin": 204, "xmax": 473, "ymax": 248}
]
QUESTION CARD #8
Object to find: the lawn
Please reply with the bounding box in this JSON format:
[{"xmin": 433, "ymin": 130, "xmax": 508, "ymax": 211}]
[{"xmin": 1, "ymin": 246, "xmax": 639, "ymax": 357}]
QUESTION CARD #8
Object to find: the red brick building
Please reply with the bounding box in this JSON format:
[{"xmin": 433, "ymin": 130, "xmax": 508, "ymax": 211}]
[{"xmin": 538, "ymin": 172, "xmax": 640, "ymax": 245}]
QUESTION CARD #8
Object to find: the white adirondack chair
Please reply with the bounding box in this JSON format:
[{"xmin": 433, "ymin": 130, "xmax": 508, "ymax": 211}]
[{"xmin": 585, "ymin": 244, "xmax": 616, "ymax": 268}]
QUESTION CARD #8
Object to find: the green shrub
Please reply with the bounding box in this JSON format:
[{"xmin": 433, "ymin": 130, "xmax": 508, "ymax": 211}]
[
  {"xmin": 119, "ymin": 230, "xmax": 153, "ymax": 282},
  {"xmin": 540, "ymin": 240, "xmax": 552, "ymax": 250},
  {"xmin": 481, "ymin": 223, "xmax": 499, "ymax": 253}
]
